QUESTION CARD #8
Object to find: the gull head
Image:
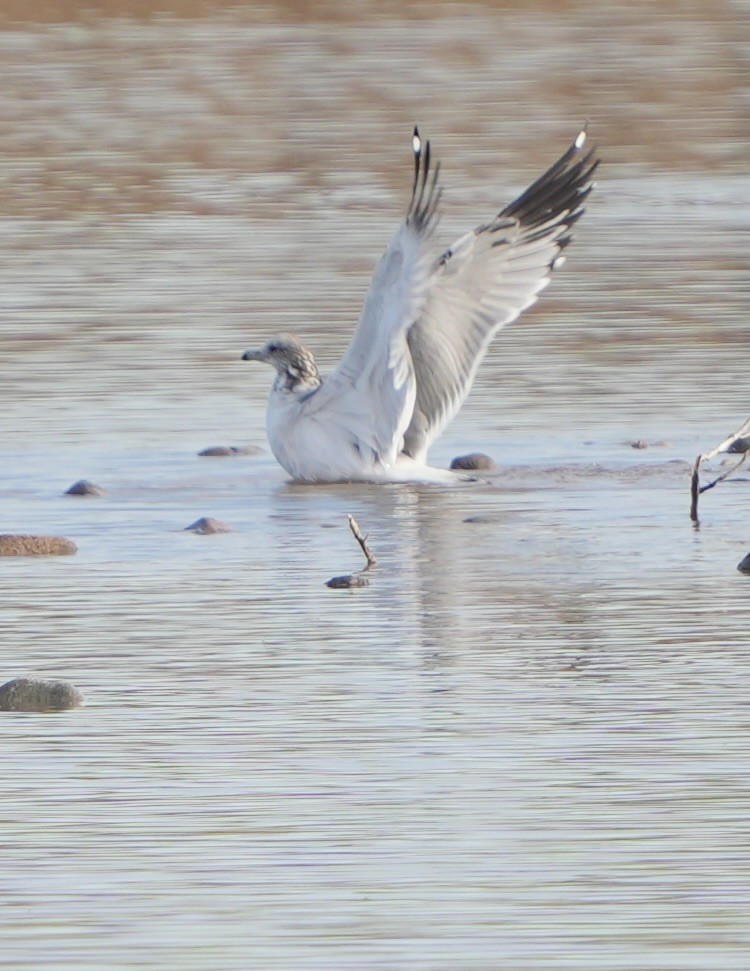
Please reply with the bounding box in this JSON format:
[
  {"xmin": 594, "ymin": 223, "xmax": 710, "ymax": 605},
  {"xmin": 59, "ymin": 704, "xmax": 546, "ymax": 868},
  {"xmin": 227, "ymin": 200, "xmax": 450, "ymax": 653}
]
[{"xmin": 242, "ymin": 333, "xmax": 322, "ymax": 392}]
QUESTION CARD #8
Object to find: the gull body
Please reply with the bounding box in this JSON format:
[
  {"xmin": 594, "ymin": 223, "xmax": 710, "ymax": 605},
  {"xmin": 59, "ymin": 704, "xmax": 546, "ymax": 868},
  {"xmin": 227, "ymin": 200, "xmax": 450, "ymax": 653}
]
[{"xmin": 242, "ymin": 129, "xmax": 598, "ymax": 483}]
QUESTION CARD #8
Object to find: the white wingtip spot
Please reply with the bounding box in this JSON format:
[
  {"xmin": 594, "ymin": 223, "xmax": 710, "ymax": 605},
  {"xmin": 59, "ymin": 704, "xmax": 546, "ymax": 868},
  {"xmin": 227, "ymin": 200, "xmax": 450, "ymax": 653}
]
[
  {"xmin": 551, "ymin": 255, "xmax": 567, "ymax": 271},
  {"xmin": 412, "ymin": 132, "xmax": 421, "ymax": 156},
  {"xmin": 575, "ymin": 130, "xmax": 587, "ymax": 150}
]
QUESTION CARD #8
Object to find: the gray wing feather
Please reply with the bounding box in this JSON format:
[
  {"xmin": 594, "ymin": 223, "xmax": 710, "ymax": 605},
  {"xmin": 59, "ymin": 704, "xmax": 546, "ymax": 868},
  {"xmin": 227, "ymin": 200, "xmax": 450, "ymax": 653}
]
[{"xmin": 402, "ymin": 131, "xmax": 599, "ymax": 461}]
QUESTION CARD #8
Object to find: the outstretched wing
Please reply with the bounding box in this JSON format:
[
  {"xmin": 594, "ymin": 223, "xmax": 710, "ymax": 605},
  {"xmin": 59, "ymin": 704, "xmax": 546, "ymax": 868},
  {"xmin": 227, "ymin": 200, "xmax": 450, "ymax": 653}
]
[
  {"xmin": 306, "ymin": 129, "xmax": 442, "ymax": 466},
  {"xmin": 402, "ymin": 129, "xmax": 599, "ymax": 461}
]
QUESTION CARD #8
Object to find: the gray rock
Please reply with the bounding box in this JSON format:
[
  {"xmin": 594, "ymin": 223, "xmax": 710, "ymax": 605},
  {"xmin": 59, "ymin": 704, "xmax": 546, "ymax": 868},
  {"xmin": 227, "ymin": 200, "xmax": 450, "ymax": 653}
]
[
  {"xmin": 0, "ymin": 534, "xmax": 77, "ymax": 556},
  {"xmin": 185, "ymin": 517, "xmax": 232, "ymax": 535},
  {"xmin": 737, "ymin": 553, "xmax": 750, "ymax": 574},
  {"xmin": 65, "ymin": 479, "xmax": 106, "ymax": 496},
  {"xmin": 198, "ymin": 445, "xmax": 263, "ymax": 457},
  {"xmin": 326, "ymin": 573, "xmax": 370, "ymax": 589},
  {"xmin": 450, "ymin": 452, "xmax": 498, "ymax": 472},
  {"xmin": 0, "ymin": 677, "xmax": 82, "ymax": 712}
]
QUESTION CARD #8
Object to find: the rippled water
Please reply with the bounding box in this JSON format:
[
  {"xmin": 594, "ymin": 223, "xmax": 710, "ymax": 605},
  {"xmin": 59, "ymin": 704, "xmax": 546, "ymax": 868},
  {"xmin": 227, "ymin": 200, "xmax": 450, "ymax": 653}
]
[{"xmin": 2, "ymin": 3, "xmax": 750, "ymax": 969}]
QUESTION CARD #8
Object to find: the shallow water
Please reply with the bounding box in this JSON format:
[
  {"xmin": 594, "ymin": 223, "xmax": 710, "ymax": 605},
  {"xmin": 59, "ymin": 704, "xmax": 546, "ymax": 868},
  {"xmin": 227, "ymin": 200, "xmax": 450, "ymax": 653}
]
[{"xmin": 2, "ymin": 3, "xmax": 750, "ymax": 969}]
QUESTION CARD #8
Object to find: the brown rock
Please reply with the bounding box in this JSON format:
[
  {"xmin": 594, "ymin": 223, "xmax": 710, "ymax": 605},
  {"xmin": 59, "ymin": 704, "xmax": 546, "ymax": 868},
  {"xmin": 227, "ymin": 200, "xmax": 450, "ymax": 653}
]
[
  {"xmin": 450, "ymin": 452, "xmax": 498, "ymax": 472},
  {"xmin": 0, "ymin": 677, "xmax": 83, "ymax": 712},
  {"xmin": 0, "ymin": 534, "xmax": 77, "ymax": 556}
]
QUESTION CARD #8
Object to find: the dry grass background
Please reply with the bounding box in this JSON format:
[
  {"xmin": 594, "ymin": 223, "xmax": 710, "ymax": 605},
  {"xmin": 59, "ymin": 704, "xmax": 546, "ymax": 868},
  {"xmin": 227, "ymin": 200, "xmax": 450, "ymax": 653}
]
[{"xmin": 0, "ymin": 0, "xmax": 744, "ymax": 217}]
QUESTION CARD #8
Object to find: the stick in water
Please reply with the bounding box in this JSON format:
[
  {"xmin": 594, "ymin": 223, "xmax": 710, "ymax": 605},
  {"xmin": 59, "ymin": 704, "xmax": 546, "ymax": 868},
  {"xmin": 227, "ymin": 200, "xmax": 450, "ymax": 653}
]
[
  {"xmin": 325, "ymin": 514, "xmax": 377, "ymax": 588},
  {"xmin": 690, "ymin": 416, "xmax": 750, "ymax": 522},
  {"xmin": 347, "ymin": 514, "xmax": 377, "ymax": 568}
]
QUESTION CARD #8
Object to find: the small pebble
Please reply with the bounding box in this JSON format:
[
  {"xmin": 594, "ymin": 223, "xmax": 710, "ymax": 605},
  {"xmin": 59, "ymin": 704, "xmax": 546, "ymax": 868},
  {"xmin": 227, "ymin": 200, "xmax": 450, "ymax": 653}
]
[
  {"xmin": 326, "ymin": 573, "xmax": 370, "ymax": 589},
  {"xmin": 65, "ymin": 479, "xmax": 106, "ymax": 496},
  {"xmin": 0, "ymin": 534, "xmax": 77, "ymax": 556},
  {"xmin": 450, "ymin": 452, "xmax": 498, "ymax": 472},
  {"xmin": 737, "ymin": 553, "xmax": 750, "ymax": 575},
  {"xmin": 198, "ymin": 445, "xmax": 263, "ymax": 457},
  {"xmin": 185, "ymin": 517, "xmax": 232, "ymax": 534},
  {"xmin": 463, "ymin": 515, "xmax": 499, "ymax": 524},
  {"xmin": 629, "ymin": 440, "xmax": 648, "ymax": 450},
  {"xmin": 0, "ymin": 677, "xmax": 82, "ymax": 712}
]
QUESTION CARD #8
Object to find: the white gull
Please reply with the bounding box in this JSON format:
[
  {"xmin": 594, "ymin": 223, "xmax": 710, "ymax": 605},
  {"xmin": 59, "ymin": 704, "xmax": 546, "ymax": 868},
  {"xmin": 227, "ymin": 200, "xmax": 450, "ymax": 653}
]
[{"xmin": 242, "ymin": 128, "xmax": 598, "ymax": 483}]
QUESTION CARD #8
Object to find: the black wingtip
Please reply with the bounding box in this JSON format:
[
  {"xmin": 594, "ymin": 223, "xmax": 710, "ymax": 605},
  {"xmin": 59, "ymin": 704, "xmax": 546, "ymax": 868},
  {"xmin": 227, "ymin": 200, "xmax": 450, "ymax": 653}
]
[
  {"xmin": 407, "ymin": 127, "xmax": 441, "ymax": 234},
  {"xmin": 498, "ymin": 127, "xmax": 600, "ymax": 233}
]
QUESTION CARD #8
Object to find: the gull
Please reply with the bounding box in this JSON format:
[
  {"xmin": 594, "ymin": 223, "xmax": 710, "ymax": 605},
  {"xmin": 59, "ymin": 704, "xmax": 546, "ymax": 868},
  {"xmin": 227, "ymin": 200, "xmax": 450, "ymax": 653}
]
[{"xmin": 242, "ymin": 127, "xmax": 598, "ymax": 483}]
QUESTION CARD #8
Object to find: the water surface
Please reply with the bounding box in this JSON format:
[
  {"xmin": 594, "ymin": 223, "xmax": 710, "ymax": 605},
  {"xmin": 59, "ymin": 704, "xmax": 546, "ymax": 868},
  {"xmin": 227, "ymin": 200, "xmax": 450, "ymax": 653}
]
[{"xmin": 1, "ymin": 3, "xmax": 749, "ymax": 969}]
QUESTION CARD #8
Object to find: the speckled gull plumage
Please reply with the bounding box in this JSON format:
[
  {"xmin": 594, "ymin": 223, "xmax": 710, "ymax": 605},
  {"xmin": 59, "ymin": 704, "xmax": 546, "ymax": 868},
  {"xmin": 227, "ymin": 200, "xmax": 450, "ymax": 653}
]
[{"xmin": 242, "ymin": 127, "xmax": 599, "ymax": 483}]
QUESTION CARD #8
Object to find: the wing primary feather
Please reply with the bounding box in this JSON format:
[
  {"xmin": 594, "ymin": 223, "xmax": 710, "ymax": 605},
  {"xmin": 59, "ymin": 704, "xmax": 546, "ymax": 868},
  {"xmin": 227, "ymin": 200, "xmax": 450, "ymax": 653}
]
[
  {"xmin": 400, "ymin": 128, "xmax": 599, "ymax": 463},
  {"xmin": 481, "ymin": 144, "xmax": 597, "ymax": 263},
  {"xmin": 407, "ymin": 129, "xmax": 441, "ymax": 235},
  {"xmin": 510, "ymin": 152, "xmax": 598, "ymax": 226},
  {"xmin": 411, "ymin": 126, "xmax": 421, "ymax": 206},
  {"xmin": 501, "ymin": 136, "xmax": 599, "ymax": 229},
  {"xmin": 415, "ymin": 139, "xmax": 430, "ymax": 218},
  {"xmin": 502, "ymin": 127, "xmax": 589, "ymax": 214}
]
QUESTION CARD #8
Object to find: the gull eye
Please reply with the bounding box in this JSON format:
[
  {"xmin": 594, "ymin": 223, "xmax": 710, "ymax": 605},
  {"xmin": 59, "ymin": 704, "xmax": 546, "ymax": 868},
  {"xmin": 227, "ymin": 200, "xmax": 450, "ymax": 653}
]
[{"xmin": 267, "ymin": 342, "xmax": 279, "ymax": 354}]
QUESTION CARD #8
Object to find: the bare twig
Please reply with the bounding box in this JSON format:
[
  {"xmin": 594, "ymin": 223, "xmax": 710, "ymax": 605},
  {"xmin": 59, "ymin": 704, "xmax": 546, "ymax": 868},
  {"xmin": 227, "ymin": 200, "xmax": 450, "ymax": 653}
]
[
  {"xmin": 690, "ymin": 456, "xmax": 701, "ymax": 524},
  {"xmin": 690, "ymin": 416, "xmax": 750, "ymax": 521},
  {"xmin": 698, "ymin": 416, "xmax": 750, "ymax": 464},
  {"xmin": 698, "ymin": 452, "xmax": 747, "ymax": 494},
  {"xmin": 347, "ymin": 514, "xmax": 377, "ymax": 569},
  {"xmin": 325, "ymin": 514, "xmax": 377, "ymax": 589}
]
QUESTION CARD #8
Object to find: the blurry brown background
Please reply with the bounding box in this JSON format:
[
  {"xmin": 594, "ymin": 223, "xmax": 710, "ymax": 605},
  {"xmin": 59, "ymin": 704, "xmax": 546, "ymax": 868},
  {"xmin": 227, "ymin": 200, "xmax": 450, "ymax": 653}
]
[{"xmin": 0, "ymin": 0, "xmax": 745, "ymax": 219}]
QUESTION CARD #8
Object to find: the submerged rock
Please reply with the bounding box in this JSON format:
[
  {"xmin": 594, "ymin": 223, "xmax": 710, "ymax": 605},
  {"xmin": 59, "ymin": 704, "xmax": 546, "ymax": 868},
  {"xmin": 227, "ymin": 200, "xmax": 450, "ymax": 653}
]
[
  {"xmin": 0, "ymin": 677, "xmax": 82, "ymax": 712},
  {"xmin": 0, "ymin": 534, "xmax": 77, "ymax": 556},
  {"xmin": 65, "ymin": 479, "xmax": 106, "ymax": 496},
  {"xmin": 737, "ymin": 553, "xmax": 750, "ymax": 575},
  {"xmin": 185, "ymin": 517, "xmax": 232, "ymax": 535},
  {"xmin": 198, "ymin": 445, "xmax": 263, "ymax": 457},
  {"xmin": 326, "ymin": 573, "xmax": 370, "ymax": 589},
  {"xmin": 450, "ymin": 452, "xmax": 498, "ymax": 472}
]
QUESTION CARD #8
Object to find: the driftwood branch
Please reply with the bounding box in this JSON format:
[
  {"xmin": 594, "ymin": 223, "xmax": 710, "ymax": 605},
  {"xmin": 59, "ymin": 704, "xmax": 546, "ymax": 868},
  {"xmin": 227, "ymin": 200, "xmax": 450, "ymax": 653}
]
[
  {"xmin": 325, "ymin": 514, "xmax": 377, "ymax": 589},
  {"xmin": 699, "ymin": 452, "xmax": 747, "ymax": 495},
  {"xmin": 690, "ymin": 416, "xmax": 750, "ymax": 523},
  {"xmin": 346, "ymin": 514, "xmax": 377, "ymax": 568},
  {"xmin": 690, "ymin": 456, "xmax": 701, "ymax": 524},
  {"xmin": 698, "ymin": 416, "xmax": 750, "ymax": 464}
]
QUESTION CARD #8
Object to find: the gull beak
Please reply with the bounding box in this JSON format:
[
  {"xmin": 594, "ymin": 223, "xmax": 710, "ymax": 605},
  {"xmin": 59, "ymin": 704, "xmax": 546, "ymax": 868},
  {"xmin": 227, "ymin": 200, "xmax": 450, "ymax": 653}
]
[{"xmin": 242, "ymin": 349, "xmax": 265, "ymax": 362}]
